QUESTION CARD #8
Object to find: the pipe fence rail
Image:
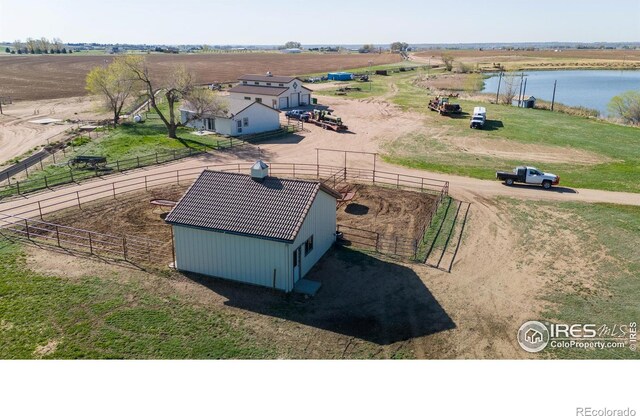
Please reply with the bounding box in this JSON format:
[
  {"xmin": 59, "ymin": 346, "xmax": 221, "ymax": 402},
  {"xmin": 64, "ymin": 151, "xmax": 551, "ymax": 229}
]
[
  {"xmin": 0, "ymin": 126, "xmax": 301, "ymax": 200},
  {"xmin": 0, "ymin": 162, "xmax": 449, "ymax": 265}
]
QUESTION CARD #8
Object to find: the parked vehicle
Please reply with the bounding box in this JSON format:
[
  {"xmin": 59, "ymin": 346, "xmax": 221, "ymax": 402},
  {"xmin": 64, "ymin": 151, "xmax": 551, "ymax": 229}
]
[
  {"xmin": 496, "ymin": 166, "xmax": 560, "ymax": 189},
  {"xmin": 470, "ymin": 106, "xmax": 486, "ymax": 129},
  {"xmin": 428, "ymin": 96, "xmax": 462, "ymax": 116},
  {"xmin": 285, "ymin": 109, "xmax": 310, "ymax": 121}
]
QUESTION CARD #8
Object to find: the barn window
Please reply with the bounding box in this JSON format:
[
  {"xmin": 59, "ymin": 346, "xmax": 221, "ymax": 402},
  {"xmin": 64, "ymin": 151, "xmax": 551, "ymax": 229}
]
[
  {"xmin": 255, "ymin": 97, "xmax": 262, "ymax": 103},
  {"xmin": 242, "ymin": 81, "xmax": 247, "ymax": 84},
  {"xmin": 304, "ymin": 236, "xmax": 314, "ymax": 256},
  {"xmin": 243, "ymin": 117, "xmax": 249, "ymax": 127},
  {"xmin": 279, "ymin": 83, "xmax": 284, "ymax": 87},
  {"xmin": 254, "ymin": 81, "xmax": 259, "ymax": 85},
  {"xmin": 266, "ymin": 82, "xmax": 271, "ymax": 86},
  {"xmin": 244, "ymin": 96, "xmax": 251, "ymax": 100}
]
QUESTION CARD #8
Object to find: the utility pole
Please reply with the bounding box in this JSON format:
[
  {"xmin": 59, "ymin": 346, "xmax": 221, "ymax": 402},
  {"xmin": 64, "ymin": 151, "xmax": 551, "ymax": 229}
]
[
  {"xmin": 368, "ymin": 60, "xmax": 373, "ymax": 92},
  {"xmin": 551, "ymin": 80, "xmax": 557, "ymax": 112},
  {"xmin": 495, "ymin": 71, "xmax": 503, "ymax": 104},
  {"xmin": 517, "ymin": 72, "xmax": 525, "ymax": 107},
  {"xmin": 521, "ymin": 78, "xmax": 528, "ymax": 108}
]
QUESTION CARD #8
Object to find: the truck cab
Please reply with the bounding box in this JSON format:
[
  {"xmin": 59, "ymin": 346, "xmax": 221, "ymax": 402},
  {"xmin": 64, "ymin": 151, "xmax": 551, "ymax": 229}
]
[
  {"xmin": 470, "ymin": 106, "xmax": 486, "ymax": 129},
  {"xmin": 496, "ymin": 166, "xmax": 560, "ymax": 189}
]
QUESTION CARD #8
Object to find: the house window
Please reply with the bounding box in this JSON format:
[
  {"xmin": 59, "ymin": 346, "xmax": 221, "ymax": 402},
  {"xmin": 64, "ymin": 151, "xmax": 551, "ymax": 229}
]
[
  {"xmin": 279, "ymin": 83, "xmax": 284, "ymax": 87},
  {"xmin": 304, "ymin": 236, "xmax": 314, "ymax": 256},
  {"xmin": 243, "ymin": 117, "xmax": 249, "ymax": 127},
  {"xmin": 272, "ymin": 99, "xmax": 277, "ymax": 108},
  {"xmin": 267, "ymin": 82, "xmax": 271, "ymax": 86},
  {"xmin": 242, "ymin": 81, "xmax": 247, "ymax": 84},
  {"xmin": 254, "ymin": 81, "xmax": 259, "ymax": 85},
  {"xmin": 255, "ymin": 97, "xmax": 262, "ymax": 103},
  {"xmin": 236, "ymin": 120, "xmax": 242, "ymax": 133},
  {"xmin": 244, "ymin": 96, "xmax": 251, "ymax": 100}
]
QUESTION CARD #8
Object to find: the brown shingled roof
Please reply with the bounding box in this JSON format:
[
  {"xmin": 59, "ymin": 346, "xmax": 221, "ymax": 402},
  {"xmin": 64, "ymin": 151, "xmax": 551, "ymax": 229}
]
[
  {"xmin": 165, "ymin": 170, "xmax": 338, "ymax": 243},
  {"xmin": 228, "ymin": 85, "xmax": 289, "ymax": 96},
  {"xmin": 238, "ymin": 74, "xmax": 300, "ymax": 83}
]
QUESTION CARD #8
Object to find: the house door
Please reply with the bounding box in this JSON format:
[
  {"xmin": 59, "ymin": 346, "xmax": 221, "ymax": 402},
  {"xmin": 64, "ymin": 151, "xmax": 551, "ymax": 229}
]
[
  {"xmin": 292, "ymin": 245, "xmax": 302, "ymax": 284},
  {"xmin": 206, "ymin": 118, "xmax": 215, "ymax": 131}
]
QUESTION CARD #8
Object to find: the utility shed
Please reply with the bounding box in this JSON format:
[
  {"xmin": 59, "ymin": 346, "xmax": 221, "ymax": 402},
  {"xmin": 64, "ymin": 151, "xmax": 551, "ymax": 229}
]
[{"xmin": 165, "ymin": 163, "xmax": 341, "ymax": 292}]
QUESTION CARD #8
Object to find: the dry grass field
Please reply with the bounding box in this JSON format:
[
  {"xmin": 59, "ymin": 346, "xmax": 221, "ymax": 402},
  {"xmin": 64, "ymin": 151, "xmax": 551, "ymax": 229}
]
[
  {"xmin": 0, "ymin": 53, "xmax": 401, "ymax": 101},
  {"xmin": 413, "ymin": 49, "xmax": 640, "ymax": 70}
]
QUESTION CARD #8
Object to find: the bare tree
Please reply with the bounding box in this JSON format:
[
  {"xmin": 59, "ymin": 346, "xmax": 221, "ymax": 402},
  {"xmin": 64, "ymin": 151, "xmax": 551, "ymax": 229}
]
[
  {"xmin": 500, "ymin": 73, "xmax": 520, "ymax": 105},
  {"xmin": 25, "ymin": 38, "xmax": 36, "ymax": 53},
  {"xmin": 86, "ymin": 56, "xmax": 139, "ymax": 126},
  {"xmin": 441, "ymin": 54, "xmax": 454, "ymax": 71},
  {"xmin": 124, "ymin": 56, "xmax": 196, "ymax": 138},
  {"xmin": 182, "ymin": 88, "xmax": 228, "ymax": 124},
  {"xmin": 38, "ymin": 37, "xmax": 50, "ymax": 53},
  {"xmin": 12, "ymin": 39, "xmax": 22, "ymax": 53},
  {"xmin": 608, "ymin": 91, "xmax": 640, "ymax": 125},
  {"xmin": 52, "ymin": 38, "xmax": 64, "ymax": 53}
]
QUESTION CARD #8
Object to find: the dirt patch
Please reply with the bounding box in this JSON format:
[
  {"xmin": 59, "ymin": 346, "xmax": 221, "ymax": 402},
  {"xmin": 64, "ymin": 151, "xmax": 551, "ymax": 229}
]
[
  {"xmin": 337, "ymin": 185, "xmax": 438, "ymax": 241},
  {"xmin": 447, "ymin": 135, "xmax": 610, "ymax": 165},
  {"xmin": 0, "ymin": 96, "xmax": 104, "ymax": 165},
  {"xmin": 33, "ymin": 339, "xmax": 59, "ymax": 358}
]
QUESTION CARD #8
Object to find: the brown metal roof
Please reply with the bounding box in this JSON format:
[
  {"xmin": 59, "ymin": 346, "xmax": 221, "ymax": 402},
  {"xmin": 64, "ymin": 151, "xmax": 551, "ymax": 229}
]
[
  {"xmin": 228, "ymin": 85, "xmax": 289, "ymax": 96},
  {"xmin": 238, "ymin": 74, "xmax": 300, "ymax": 83},
  {"xmin": 165, "ymin": 170, "xmax": 338, "ymax": 243}
]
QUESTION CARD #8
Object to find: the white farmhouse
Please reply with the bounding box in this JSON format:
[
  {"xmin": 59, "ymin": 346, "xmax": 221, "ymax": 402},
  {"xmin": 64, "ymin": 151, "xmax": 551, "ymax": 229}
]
[
  {"xmin": 165, "ymin": 162, "xmax": 341, "ymax": 292},
  {"xmin": 228, "ymin": 73, "xmax": 313, "ymax": 109},
  {"xmin": 180, "ymin": 99, "xmax": 281, "ymax": 136}
]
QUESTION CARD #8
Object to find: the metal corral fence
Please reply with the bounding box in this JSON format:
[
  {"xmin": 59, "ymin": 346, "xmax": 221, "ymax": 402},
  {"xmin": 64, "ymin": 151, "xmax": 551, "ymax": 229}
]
[
  {"xmin": 0, "ymin": 163, "xmax": 449, "ymax": 266},
  {"xmin": 0, "ymin": 125, "xmax": 300, "ymax": 199}
]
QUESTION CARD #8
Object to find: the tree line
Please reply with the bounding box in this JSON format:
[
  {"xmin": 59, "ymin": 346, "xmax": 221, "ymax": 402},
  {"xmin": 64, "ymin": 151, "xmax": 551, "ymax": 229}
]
[{"xmin": 8, "ymin": 37, "xmax": 72, "ymax": 54}]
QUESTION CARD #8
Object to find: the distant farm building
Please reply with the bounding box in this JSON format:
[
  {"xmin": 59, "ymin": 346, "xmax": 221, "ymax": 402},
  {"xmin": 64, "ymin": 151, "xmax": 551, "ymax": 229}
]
[
  {"xmin": 327, "ymin": 72, "xmax": 354, "ymax": 81},
  {"xmin": 282, "ymin": 48, "xmax": 302, "ymax": 54},
  {"xmin": 228, "ymin": 73, "xmax": 313, "ymax": 109},
  {"xmin": 180, "ymin": 100, "xmax": 280, "ymax": 136},
  {"xmin": 165, "ymin": 163, "xmax": 341, "ymax": 292}
]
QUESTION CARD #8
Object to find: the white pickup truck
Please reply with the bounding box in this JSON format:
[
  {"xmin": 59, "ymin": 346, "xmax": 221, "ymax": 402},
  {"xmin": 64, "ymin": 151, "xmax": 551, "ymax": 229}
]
[
  {"xmin": 496, "ymin": 166, "xmax": 560, "ymax": 189},
  {"xmin": 470, "ymin": 106, "xmax": 486, "ymax": 129}
]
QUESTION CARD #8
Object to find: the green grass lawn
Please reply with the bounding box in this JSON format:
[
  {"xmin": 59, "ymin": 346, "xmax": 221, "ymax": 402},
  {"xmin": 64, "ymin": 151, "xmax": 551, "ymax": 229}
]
[
  {"xmin": 503, "ymin": 199, "xmax": 640, "ymax": 359},
  {"xmin": 0, "ymin": 242, "xmax": 274, "ymax": 359},
  {"xmin": 381, "ymin": 75, "xmax": 640, "ymax": 193}
]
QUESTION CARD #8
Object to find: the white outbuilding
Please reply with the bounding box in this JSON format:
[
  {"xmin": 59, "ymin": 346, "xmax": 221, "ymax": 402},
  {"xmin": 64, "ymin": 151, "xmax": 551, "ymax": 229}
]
[
  {"xmin": 165, "ymin": 162, "xmax": 341, "ymax": 292},
  {"xmin": 180, "ymin": 99, "xmax": 281, "ymax": 136}
]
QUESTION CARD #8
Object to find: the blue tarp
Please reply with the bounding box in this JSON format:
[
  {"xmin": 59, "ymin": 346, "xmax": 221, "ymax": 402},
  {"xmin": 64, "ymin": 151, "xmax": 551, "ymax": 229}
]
[{"xmin": 327, "ymin": 72, "xmax": 353, "ymax": 81}]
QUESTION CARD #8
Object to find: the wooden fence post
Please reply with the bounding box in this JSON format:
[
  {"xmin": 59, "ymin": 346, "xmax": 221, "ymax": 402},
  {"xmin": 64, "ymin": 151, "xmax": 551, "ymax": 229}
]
[
  {"xmin": 155, "ymin": 152, "xmax": 159, "ymax": 164},
  {"xmin": 413, "ymin": 240, "xmax": 418, "ymax": 260},
  {"xmin": 123, "ymin": 237, "xmax": 127, "ymax": 261},
  {"xmin": 69, "ymin": 168, "xmax": 74, "ymax": 182},
  {"xmin": 16, "ymin": 181, "xmax": 21, "ymax": 195},
  {"xmin": 38, "ymin": 201, "xmax": 43, "ymax": 219},
  {"xmin": 176, "ymin": 170, "xmax": 180, "ymax": 185},
  {"xmin": 116, "ymin": 160, "xmax": 120, "ymax": 172},
  {"xmin": 394, "ymin": 236, "xmax": 398, "ymax": 254},
  {"xmin": 144, "ymin": 176, "xmax": 148, "ymax": 191},
  {"xmin": 88, "ymin": 232, "xmax": 93, "ymax": 254},
  {"xmin": 24, "ymin": 219, "xmax": 30, "ymax": 240},
  {"xmin": 76, "ymin": 191, "xmax": 81, "ymax": 209},
  {"xmin": 55, "ymin": 225, "xmax": 60, "ymax": 247},
  {"xmin": 44, "ymin": 176, "xmax": 48, "ymax": 189},
  {"xmin": 137, "ymin": 156, "xmax": 140, "ymax": 168},
  {"xmin": 112, "ymin": 182, "xmax": 116, "ymax": 199}
]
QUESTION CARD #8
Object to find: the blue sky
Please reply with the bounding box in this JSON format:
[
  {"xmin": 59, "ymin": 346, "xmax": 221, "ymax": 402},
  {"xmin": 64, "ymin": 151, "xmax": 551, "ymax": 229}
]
[{"xmin": 1, "ymin": 0, "xmax": 638, "ymax": 44}]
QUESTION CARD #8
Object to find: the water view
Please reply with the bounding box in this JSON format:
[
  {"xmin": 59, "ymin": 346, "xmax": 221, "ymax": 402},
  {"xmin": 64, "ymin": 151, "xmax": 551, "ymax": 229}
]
[{"xmin": 482, "ymin": 70, "xmax": 640, "ymax": 116}]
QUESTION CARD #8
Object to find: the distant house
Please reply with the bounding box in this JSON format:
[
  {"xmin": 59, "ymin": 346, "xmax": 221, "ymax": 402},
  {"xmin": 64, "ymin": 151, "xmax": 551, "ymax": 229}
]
[
  {"xmin": 165, "ymin": 163, "xmax": 341, "ymax": 292},
  {"xmin": 228, "ymin": 73, "xmax": 313, "ymax": 109},
  {"xmin": 282, "ymin": 48, "xmax": 302, "ymax": 54},
  {"xmin": 180, "ymin": 99, "xmax": 280, "ymax": 136}
]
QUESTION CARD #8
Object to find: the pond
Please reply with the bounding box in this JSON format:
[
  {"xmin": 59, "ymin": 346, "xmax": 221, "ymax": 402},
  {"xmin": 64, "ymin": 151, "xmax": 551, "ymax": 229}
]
[{"xmin": 482, "ymin": 70, "xmax": 640, "ymax": 116}]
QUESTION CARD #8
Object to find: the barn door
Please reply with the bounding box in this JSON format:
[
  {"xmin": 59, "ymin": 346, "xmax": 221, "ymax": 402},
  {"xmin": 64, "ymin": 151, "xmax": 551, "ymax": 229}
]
[{"xmin": 293, "ymin": 245, "xmax": 302, "ymax": 284}]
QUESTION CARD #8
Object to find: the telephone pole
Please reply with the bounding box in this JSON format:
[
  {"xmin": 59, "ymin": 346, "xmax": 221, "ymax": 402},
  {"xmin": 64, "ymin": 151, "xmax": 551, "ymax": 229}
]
[
  {"xmin": 551, "ymin": 80, "xmax": 557, "ymax": 112},
  {"xmin": 495, "ymin": 71, "xmax": 503, "ymax": 104}
]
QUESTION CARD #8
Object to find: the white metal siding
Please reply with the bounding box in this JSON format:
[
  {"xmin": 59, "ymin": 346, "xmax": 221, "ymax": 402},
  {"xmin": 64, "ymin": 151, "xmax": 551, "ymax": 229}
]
[
  {"xmin": 291, "ymin": 190, "xmax": 337, "ymax": 279},
  {"xmin": 173, "ymin": 225, "xmax": 291, "ymax": 291},
  {"xmin": 230, "ymin": 104, "xmax": 280, "ymax": 136}
]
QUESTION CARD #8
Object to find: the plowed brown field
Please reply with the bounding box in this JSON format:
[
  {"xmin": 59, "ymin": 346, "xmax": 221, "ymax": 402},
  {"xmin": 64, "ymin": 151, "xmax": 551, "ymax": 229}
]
[{"xmin": 0, "ymin": 53, "xmax": 400, "ymax": 101}]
